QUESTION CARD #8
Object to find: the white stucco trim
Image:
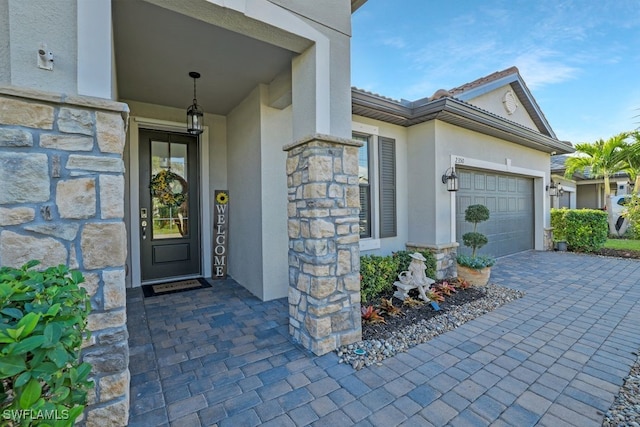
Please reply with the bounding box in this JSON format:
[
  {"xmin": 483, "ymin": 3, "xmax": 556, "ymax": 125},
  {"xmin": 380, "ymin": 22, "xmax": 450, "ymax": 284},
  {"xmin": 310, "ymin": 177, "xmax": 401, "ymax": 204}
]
[
  {"xmin": 204, "ymin": 0, "xmax": 332, "ymax": 135},
  {"xmin": 449, "ymin": 154, "xmax": 547, "ymax": 251},
  {"xmin": 129, "ymin": 117, "xmax": 211, "ymax": 286},
  {"xmin": 360, "ymin": 238, "xmax": 381, "ymax": 251},
  {"xmin": 77, "ymin": 0, "xmax": 113, "ymax": 99},
  {"xmin": 352, "ymin": 121, "xmax": 379, "ymax": 136}
]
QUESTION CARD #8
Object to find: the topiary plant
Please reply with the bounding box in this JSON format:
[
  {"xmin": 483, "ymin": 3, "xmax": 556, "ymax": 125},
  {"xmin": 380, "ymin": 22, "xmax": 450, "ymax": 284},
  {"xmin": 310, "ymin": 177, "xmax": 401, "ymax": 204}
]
[{"xmin": 457, "ymin": 204, "xmax": 495, "ymax": 270}]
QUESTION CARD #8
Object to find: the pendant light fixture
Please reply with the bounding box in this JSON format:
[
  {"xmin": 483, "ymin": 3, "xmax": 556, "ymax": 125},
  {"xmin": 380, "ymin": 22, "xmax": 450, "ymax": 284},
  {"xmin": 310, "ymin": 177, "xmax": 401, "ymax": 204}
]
[{"xmin": 186, "ymin": 71, "xmax": 203, "ymax": 135}]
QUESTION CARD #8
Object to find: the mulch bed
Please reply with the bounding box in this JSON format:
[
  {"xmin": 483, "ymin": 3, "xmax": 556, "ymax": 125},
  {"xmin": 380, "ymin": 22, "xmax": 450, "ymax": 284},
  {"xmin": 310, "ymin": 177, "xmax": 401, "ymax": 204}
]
[
  {"xmin": 361, "ymin": 285, "xmax": 485, "ymax": 341},
  {"xmin": 594, "ymin": 247, "xmax": 640, "ymax": 260}
]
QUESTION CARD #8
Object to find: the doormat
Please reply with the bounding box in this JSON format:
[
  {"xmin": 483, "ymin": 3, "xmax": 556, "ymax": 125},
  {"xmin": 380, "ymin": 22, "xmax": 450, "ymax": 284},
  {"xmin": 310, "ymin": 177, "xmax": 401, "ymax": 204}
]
[{"xmin": 142, "ymin": 277, "xmax": 211, "ymax": 298}]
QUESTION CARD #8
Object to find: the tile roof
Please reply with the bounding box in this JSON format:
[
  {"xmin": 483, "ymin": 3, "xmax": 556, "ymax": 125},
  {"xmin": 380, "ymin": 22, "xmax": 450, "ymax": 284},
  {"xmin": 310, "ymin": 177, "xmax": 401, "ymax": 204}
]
[{"xmin": 448, "ymin": 66, "xmax": 520, "ymax": 96}]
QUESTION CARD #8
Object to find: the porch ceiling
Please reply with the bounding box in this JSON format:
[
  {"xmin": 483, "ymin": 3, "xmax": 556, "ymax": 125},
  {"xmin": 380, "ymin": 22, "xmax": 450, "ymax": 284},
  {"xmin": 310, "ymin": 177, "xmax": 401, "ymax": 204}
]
[{"xmin": 112, "ymin": 0, "xmax": 294, "ymax": 115}]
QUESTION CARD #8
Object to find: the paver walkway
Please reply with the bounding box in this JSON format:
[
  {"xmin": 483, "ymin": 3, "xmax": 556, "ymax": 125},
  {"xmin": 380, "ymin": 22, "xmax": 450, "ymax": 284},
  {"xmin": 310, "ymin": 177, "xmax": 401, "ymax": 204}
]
[{"xmin": 126, "ymin": 251, "xmax": 640, "ymax": 426}]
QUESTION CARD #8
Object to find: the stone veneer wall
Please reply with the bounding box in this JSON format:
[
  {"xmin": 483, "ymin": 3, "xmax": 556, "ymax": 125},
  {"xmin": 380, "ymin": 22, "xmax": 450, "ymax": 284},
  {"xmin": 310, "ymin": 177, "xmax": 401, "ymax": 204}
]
[
  {"xmin": 406, "ymin": 241, "xmax": 459, "ymax": 280},
  {"xmin": 284, "ymin": 134, "xmax": 363, "ymax": 356},
  {"xmin": 0, "ymin": 86, "xmax": 130, "ymax": 426}
]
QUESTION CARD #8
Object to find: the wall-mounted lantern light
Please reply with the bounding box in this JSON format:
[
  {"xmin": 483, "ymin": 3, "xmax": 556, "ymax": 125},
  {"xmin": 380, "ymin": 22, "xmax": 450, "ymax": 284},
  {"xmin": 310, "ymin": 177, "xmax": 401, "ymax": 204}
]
[
  {"xmin": 186, "ymin": 71, "xmax": 204, "ymax": 135},
  {"xmin": 547, "ymin": 181, "xmax": 558, "ymax": 197},
  {"xmin": 442, "ymin": 167, "xmax": 459, "ymax": 192}
]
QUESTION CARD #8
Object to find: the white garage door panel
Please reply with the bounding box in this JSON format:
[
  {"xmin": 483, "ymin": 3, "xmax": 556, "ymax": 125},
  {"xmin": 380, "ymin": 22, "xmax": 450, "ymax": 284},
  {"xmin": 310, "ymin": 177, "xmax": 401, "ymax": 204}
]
[{"xmin": 456, "ymin": 169, "xmax": 534, "ymax": 258}]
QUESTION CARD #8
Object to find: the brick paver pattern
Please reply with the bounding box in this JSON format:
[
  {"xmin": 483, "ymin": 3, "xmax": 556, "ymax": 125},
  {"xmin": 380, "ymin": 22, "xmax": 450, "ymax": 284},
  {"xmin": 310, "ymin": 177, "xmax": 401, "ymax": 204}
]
[{"xmin": 127, "ymin": 251, "xmax": 640, "ymax": 426}]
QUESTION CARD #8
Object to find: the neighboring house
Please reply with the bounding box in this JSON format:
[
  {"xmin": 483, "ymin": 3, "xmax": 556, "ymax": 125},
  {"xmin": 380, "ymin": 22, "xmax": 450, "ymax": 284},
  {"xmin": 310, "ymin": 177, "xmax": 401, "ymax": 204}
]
[
  {"xmin": 551, "ymin": 154, "xmax": 633, "ymax": 209},
  {"xmin": 0, "ymin": 2, "xmax": 572, "ymax": 425},
  {"xmin": 352, "ymin": 67, "xmax": 573, "ymax": 267}
]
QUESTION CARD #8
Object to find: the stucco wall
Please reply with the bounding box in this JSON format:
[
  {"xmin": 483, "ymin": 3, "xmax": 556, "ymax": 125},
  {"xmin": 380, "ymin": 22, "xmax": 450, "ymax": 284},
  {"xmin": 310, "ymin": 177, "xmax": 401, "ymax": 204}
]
[
  {"xmin": 6, "ymin": 0, "xmax": 78, "ymax": 94},
  {"xmin": 0, "ymin": 0, "xmax": 9, "ymax": 84},
  {"xmin": 467, "ymin": 87, "xmax": 538, "ymax": 131},
  {"xmin": 261, "ymin": 86, "xmax": 291, "ymax": 300},
  {"xmin": 577, "ymin": 183, "xmax": 601, "ymax": 209},
  {"xmin": 227, "ymin": 86, "xmax": 265, "ymax": 298},
  {"xmin": 406, "ymin": 121, "xmax": 438, "ymax": 244}
]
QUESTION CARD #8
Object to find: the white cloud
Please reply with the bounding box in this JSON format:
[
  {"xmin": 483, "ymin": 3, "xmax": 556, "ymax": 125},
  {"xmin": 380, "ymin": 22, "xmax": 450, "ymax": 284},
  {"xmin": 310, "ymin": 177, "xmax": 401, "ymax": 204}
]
[
  {"xmin": 381, "ymin": 36, "xmax": 406, "ymax": 49},
  {"xmin": 513, "ymin": 49, "xmax": 580, "ymax": 89}
]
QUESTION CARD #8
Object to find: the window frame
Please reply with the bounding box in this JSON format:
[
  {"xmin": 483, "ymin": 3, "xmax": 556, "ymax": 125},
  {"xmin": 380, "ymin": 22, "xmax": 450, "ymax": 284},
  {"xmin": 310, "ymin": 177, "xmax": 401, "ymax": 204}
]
[
  {"xmin": 352, "ymin": 122, "xmax": 397, "ymax": 250},
  {"xmin": 353, "ymin": 132, "xmax": 373, "ymax": 239}
]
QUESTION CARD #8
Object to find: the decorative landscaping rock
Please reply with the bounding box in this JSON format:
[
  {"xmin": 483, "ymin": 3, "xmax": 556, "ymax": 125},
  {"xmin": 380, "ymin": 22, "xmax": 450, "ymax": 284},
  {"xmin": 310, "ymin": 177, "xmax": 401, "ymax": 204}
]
[{"xmin": 337, "ymin": 284, "xmax": 525, "ymax": 369}]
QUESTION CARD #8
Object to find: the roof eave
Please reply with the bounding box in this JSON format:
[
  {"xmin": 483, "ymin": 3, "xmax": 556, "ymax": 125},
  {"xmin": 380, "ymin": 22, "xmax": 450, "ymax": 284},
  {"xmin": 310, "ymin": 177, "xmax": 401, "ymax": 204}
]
[
  {"xmin": 351, "ymin": 89, "xmax": 574, "ymax": 155},
  {"xmin": 450, "ymin": 72, "xmax": 557, "ymax": 139},
  {"xmin": 351, "ymin": 0, "xmax": 367, "ymax": 13}
]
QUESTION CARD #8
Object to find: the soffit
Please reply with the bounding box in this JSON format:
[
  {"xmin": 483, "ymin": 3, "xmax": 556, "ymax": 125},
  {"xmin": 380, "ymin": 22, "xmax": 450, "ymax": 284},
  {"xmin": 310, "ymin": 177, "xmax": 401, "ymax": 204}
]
[{"xmin": 112, "ymin": 0, "xmax": 294, "ymax": 115}]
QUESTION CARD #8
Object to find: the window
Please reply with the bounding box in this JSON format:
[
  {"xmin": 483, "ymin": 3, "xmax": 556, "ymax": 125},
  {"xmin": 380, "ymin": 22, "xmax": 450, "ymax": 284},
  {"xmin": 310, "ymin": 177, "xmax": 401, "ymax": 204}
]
[
  {"xmin": 353, "ymin": 133, "xmax": 371, "ymax": 238},
  {"xmin": 352, "ymin": 130, "xmax": 397, "ymax": 240}
]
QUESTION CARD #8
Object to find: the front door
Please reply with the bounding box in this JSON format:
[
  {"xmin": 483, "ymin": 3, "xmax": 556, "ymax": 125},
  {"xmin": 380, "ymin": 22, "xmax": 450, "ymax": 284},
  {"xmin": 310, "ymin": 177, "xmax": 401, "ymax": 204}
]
[{"xmin": 139, "ymin": 130, "xmax": 200, "ymax": 281}]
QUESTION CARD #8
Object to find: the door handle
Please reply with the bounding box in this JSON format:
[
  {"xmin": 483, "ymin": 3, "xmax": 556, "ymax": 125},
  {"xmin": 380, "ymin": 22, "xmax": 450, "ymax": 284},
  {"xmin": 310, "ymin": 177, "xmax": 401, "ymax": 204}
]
[
  {"xmin": 141, "ymin": 208, "xmax": 148, "ymax": 240},
  {"xmin": 141, "ymin": 220, "xmax": 147, "ymax": 240}
]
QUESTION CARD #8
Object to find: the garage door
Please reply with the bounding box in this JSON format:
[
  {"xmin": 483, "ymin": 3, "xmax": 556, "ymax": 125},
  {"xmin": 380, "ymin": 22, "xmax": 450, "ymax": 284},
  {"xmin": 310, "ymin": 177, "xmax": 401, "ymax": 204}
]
[{"xmin": 456, "ymin": 169, "xmax": 534, "ymax": 258}]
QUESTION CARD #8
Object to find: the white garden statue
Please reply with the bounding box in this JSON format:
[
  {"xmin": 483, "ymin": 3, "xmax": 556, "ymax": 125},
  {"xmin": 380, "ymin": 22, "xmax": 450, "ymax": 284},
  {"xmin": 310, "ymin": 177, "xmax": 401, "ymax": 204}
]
[{"xmin": 393, "ymin": 252, "xmax": 436, "ymax": 302}]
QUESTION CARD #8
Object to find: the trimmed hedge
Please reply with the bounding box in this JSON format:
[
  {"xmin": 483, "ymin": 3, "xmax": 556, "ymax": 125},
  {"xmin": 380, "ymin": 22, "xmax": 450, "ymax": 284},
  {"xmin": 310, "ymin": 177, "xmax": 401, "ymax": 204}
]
[
  {"xmin": 360, "ymin": 250, "xmax": 436, "ymax": 302},
  {"xmin": 551, "ymin": 208, "xmax": 608, "ymax": 252}
]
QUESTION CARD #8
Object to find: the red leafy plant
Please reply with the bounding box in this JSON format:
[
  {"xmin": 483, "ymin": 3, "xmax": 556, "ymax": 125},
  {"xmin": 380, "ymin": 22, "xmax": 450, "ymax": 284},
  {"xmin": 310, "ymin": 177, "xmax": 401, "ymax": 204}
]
[
  {"xmin": 435, "ymin": 281, "xmax": 457, "ymax": 296},
  {"xmin": 361, "ymin": 305, "xmax": 386, "ymax": 324}
]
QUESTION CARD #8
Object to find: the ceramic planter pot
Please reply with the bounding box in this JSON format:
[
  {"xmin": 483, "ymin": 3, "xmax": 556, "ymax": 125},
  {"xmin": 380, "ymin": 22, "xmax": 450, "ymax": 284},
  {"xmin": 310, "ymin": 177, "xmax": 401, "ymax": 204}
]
[
  {"xmin": 555, "ymin": 240, "xmax": 567, "ymax": 252},
  {"xmin": 457, "ymin": 264, "xmax": 491, "ymax": 286}
]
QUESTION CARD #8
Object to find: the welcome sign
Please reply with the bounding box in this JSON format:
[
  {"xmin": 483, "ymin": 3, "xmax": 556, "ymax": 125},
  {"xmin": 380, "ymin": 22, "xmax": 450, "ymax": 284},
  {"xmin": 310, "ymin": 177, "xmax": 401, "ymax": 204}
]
[{"xmin": 213, "ymin": 190, "xmax": 229, "ymax": 279}]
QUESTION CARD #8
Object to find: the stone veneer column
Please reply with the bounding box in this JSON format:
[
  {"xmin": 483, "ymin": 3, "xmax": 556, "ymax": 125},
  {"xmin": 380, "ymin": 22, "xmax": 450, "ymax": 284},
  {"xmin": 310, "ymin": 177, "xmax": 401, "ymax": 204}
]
[
  {"xmin": 283, "ymin": 134, "xmax": 363, "ymax": 356},
  {"xmin": 406, "ymin": 242, "xmax": 459, "ymax": 279},
  {"xmin": 0, "ymin": 86, "xmax": 130, "ymax": 426}
]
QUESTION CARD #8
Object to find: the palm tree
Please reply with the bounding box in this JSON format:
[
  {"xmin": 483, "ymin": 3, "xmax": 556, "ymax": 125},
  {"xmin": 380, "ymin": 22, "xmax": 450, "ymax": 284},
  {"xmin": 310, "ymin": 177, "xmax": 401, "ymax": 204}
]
[
  {"xmin": 623, "ymin": 131, "xmax": 640, "ymax": 194},
  {"xmin": 564, "ymin": 132, "xmax": 629, "ymax": 234}
]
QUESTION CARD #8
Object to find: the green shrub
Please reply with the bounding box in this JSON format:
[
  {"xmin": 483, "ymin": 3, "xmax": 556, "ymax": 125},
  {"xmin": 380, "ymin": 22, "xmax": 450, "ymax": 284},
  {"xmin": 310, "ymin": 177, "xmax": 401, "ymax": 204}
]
[
  {"xmin": 359, "ymin": 255, "xmax": 399, "ymax": 302},
  {"xmin": 0, "ymin": 261, "xmax": 93, "ymax": 426},
  {"xmin": 624, "ymin": 194, "xmax": 640, "ymax": 239},
  {"xmin": 392, "ymin": 250, "xmax": 436, "ymax": 281},
  {"xmin": 551, "ymin": 208, "xmax": 608, "ymax": 252},
  {"xmin": 550, "ymin": 208, "xmax": 568, "ymax": 241}
]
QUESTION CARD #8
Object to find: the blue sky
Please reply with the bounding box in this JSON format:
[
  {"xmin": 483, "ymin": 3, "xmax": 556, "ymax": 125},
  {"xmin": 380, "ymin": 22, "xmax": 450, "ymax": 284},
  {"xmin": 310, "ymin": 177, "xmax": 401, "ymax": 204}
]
[{"xmin": 351, "ymin": 0, "xmax": 640, "ymax": 145}]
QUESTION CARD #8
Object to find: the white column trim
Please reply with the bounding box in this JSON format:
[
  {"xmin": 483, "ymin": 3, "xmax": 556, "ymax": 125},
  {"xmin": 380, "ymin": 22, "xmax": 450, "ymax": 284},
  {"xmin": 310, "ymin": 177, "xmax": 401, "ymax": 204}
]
[
  {"xmin": 129, "ymin": 117, "xmax": 211, "ymax": 286},
  {"xmin": 77, "ymin": 0, "xmax": 113, "ymax": 98}
]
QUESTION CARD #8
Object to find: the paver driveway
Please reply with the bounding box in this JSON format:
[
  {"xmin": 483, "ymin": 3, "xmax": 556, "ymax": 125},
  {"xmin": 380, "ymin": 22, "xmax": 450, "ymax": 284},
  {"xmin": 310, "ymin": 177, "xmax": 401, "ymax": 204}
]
[{"xmin": 126, "ymin": 251, "xmax": 640, "ymax": 426}]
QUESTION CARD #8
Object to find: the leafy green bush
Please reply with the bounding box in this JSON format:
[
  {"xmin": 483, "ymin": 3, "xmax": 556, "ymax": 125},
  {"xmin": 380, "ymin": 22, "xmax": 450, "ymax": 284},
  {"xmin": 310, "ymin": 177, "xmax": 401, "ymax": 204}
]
[
  {"xmin": 392, "ymin": 250, "xmax": 436, "ymax": 281},
  {"xmin": 624, "ymin": 194, "xmax": 640, "ymax": 239},
  {"xmin": 551, "ymin": 208, "xmax": 608, "ymax": 252},
  {"xmin": 0, "ymin": 261, "xmax": 93, "ymax": 426},
  {"xmin": 550, "ymin": 208, "xmax": 568, "ymax": 241},
  {"xmin": 359, "ymin": 255, "xmax": 399, "ymax": 303},
  {"xmin": 359, "ymin": 250, "xmax": 437, "ymax": 302}
]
